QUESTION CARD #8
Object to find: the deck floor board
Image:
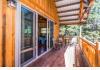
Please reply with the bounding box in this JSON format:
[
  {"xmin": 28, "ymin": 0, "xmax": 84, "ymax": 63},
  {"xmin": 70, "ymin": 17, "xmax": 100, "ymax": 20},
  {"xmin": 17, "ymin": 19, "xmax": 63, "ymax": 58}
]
[
  {"xmin": 28, "ymin": 47, "xmax": 67, "ymax": 67},
  {"xmin": 28, "ymin": 45, "xmax": 89, "ymax": 67}
]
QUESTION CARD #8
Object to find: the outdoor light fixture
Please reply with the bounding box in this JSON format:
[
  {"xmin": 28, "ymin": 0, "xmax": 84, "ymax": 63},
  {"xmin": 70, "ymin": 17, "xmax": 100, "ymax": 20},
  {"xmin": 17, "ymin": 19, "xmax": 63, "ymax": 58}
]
[{"xmin": 7, "ymin": 0, "xmax": 17, "ymax": 8}]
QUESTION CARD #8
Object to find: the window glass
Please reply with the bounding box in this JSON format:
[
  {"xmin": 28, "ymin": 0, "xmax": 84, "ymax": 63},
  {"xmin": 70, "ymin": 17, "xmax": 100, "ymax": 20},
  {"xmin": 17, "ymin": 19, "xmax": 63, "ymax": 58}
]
[
  {"xmin": 21, "ymin": 6, "xmax": 33, "ymax": 50},
  {"xmin": 21, "ymin": 6, "xmax": 36, "ymax": 65}
]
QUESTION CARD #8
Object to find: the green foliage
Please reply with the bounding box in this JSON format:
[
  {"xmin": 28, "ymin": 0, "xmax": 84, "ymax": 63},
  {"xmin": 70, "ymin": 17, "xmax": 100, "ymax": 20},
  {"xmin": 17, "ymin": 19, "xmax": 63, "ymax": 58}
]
[
  {"xmin": 60, "ymin": 25, "xmax": 80, "ymax": 36},
  {"xmin": 82, "ymin": 0, "xmax": 100, "ymax": 42}
]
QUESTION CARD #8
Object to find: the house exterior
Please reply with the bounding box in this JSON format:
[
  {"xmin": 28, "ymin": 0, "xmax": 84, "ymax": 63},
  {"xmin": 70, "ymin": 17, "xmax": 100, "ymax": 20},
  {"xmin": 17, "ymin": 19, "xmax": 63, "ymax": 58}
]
[
  {"xmin": 1, "ymin": 0, "xmax": 98, "ymax": 67},
  {"xmin": 0, "ymin": 0, "xmax": 59, "ymax": 67}
]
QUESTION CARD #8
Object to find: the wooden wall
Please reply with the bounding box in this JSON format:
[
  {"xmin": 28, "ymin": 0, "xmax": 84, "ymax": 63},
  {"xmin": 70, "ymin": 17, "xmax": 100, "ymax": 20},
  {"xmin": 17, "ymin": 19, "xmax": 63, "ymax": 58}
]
[
  {"xmin": 0, "ymin": 0, "xmax": 15, "ymax": 67},
  {"xmin": 5, "ymin": 4, "xmax": 15, "ymax": 66},
  {"xmin": 0, "ymin": 0, "xmax": 2, "ymax": 66},
  {"xmin": 54, "ymin": 23, "xmax": 59, "ymax": 40},
  {"xmin": 0, "ymin": 0, "xmax": 59, "ymax": 67}
]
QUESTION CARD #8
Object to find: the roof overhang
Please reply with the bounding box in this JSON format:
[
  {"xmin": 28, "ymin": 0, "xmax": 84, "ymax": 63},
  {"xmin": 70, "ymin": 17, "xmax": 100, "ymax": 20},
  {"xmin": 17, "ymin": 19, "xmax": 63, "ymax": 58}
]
[{"xmin": 55, "ymin": 0, "xmax": 94, "ymax": 25}]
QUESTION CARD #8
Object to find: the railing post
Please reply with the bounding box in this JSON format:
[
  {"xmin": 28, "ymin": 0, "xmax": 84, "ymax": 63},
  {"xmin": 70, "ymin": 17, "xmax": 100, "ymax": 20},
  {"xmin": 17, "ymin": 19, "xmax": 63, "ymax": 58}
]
[
  {"xmin": 79, "ymin": 25, "xmax": 82, "ymax": 50},
  {"xmin": 95, "ymin": 41, "xmax": 99, "ymax": 66}
]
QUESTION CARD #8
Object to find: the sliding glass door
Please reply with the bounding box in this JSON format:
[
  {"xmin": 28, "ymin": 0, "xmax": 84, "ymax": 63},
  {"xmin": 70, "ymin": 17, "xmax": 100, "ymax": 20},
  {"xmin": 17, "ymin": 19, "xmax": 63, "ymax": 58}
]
[
  {"xmin": 21, "ymin": 6, "xmax": 36, "ymax": 66},
  {"xmin": 16, "ymin": 4, "xmax": 54, "ymax": 66},
  {"xmin": 48, "ymin": 20, "xmax": 54, "ymax": 49},
  {"xmin": 38, "ymin": 15, "xmax": 47, "ymax": 55},
  {"xmin": 50, "ymin": 21, "xmax": 54, "ymax": 48}
]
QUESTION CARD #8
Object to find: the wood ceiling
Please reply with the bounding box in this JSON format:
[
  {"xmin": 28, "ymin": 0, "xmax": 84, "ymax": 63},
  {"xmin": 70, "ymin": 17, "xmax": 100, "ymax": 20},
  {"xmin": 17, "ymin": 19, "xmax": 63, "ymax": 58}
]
[{"xmin": 55, "ymin": 0, "xmax": 90, "ymax": 25}]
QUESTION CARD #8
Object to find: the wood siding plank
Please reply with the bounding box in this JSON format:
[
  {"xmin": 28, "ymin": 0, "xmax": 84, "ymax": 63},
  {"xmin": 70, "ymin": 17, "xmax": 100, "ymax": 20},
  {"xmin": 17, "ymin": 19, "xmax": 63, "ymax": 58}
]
[{"xmin": 0, "ymin": 0, "xmax": 2, "ymax": 66}]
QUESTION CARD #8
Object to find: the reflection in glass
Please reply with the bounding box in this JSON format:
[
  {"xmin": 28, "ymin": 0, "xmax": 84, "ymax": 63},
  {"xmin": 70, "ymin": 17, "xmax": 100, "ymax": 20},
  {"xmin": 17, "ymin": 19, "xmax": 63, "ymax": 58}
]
[
  {"xmin": 38, "ymin": 15, "xmax": 47, "ymax": 55},
  {"xmin": 50, "ymin": 21, "xmax": 54, "ymax": 48},
  {"xmin": 21, "ymin": 6, "xmax": 36, "ymax": 65},
  {"xmin": 21, "ymin": 50, "xmax": 33, "ymax": 64},
  {"xmin": 21, "ymin": 6, "xmax": 33, "ymax": 50}
]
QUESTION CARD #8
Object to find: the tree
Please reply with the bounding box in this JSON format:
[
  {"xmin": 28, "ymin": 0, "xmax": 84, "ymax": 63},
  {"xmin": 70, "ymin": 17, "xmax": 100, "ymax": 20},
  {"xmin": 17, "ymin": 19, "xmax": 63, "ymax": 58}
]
[
  {"xmin": 82, "ymin": 0, "xmax": 100, "ymax": 42},
  {"xmin": 60, "ymin": 25, "xmax": 80, "ymax": 36}
]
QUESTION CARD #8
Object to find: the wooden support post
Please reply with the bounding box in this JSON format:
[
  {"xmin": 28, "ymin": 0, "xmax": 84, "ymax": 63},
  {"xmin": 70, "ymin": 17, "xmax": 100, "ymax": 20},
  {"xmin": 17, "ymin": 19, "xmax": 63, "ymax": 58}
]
[
  {"xmin": 79, "ymin": 25, "xmax": 82, "ymax": 49},
  {"xmin": 79, "ymin": 25, "xmax": 82, "ymax": 37},
  {"xmin": 79, "ymin": 0, "xmax": 84, "ymax": 22}
]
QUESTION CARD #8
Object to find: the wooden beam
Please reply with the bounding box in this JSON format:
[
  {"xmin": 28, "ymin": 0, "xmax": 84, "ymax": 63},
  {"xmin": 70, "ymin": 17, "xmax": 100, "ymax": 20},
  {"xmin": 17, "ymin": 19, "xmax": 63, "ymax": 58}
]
[
  {"xmin": 79, "ymin": 0, "xmax": 84, "ymax": 21},
  {"xmin": 80, "ymin": 0, "xmax": 94, "ymax": 22}
]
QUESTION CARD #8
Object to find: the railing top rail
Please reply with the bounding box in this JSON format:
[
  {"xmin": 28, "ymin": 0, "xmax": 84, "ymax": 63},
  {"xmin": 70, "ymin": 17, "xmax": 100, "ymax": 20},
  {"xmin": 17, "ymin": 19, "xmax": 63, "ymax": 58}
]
[{"xmin": 80, "ymin": 37, "xmax": 96, "ymax": 49}]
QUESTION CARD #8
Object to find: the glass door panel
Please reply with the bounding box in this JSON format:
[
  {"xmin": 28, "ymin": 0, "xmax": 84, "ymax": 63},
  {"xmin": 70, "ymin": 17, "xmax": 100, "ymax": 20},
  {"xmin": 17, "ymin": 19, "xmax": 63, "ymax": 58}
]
[
  {"xmin": 48, "ymin": 20, "xmax": 54, "ymax": 49},
  {"xmin": 47, "ymin": 20, "xmax": 50, "ymax": 49},
  {"xmin": 50, "ymin": 21, "xmax": 54, "ymax": 48},
  {"xmin": 38, "ymin": 15, "xmax": 47, "ymax": 55},
  {"xmin": 21, "ymin": 6, "xmax": 36, "ymax": 65}
]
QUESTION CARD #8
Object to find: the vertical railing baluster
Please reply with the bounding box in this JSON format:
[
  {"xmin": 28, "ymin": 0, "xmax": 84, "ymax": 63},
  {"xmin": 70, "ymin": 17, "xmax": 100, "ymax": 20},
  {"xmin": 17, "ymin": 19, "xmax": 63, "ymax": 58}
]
[{"xmin": 95, "ymin": 41, "xmax": 99, "ymax": 66}]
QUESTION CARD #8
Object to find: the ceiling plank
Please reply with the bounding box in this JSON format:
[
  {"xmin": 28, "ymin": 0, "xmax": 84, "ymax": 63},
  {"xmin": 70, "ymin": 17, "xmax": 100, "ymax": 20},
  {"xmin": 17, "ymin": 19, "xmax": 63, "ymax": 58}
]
[
  {"xmin": 55, "ymin": 0, "xmax": 63, "ymax": 2},
  {"xmin": 60, "ymin": 18, "xmax": 79, "ymax": 21},
  {"xmin": 60, "ymin": 22, "xmax": 81, "ymax": 25},
  {"xmin": 56, "ymin": 1, "xmax": 80, "ymax": 8},
  {"xmin": 58, "ymin": 13, "xmax": 79, "ymax": 17},
  {"xmin": 60, "ymin": 17, "xmax": 87, "ymax": 21},
  {"xmin": 60, "ymin": 20, "xmax": 86, "ymax": 25},
  {"xmin": 57, "ymin": 8, "xmax": 80, "ymax": 13}
]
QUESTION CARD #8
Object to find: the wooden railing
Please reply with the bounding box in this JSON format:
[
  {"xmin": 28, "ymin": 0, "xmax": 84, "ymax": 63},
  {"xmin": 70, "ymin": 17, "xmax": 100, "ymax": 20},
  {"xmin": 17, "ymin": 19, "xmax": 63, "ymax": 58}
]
[
  {"xmin": 80, "ymin": 37, "xmax": 100, "ymax": 67},
  {"xmin": 64, "ymin": 36, "xmax": 72, "ymax": 45}
]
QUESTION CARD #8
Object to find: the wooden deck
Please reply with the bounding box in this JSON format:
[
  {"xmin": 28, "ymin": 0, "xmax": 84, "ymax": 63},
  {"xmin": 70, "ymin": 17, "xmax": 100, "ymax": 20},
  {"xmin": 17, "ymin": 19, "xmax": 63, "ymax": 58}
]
[
  {"xmin": 28, "ymin": 45, "xmax": 89, "ymax": 67},
  {"xmin": 28, "ymin": 46, "xmax": 67, "ymax": 67}
]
